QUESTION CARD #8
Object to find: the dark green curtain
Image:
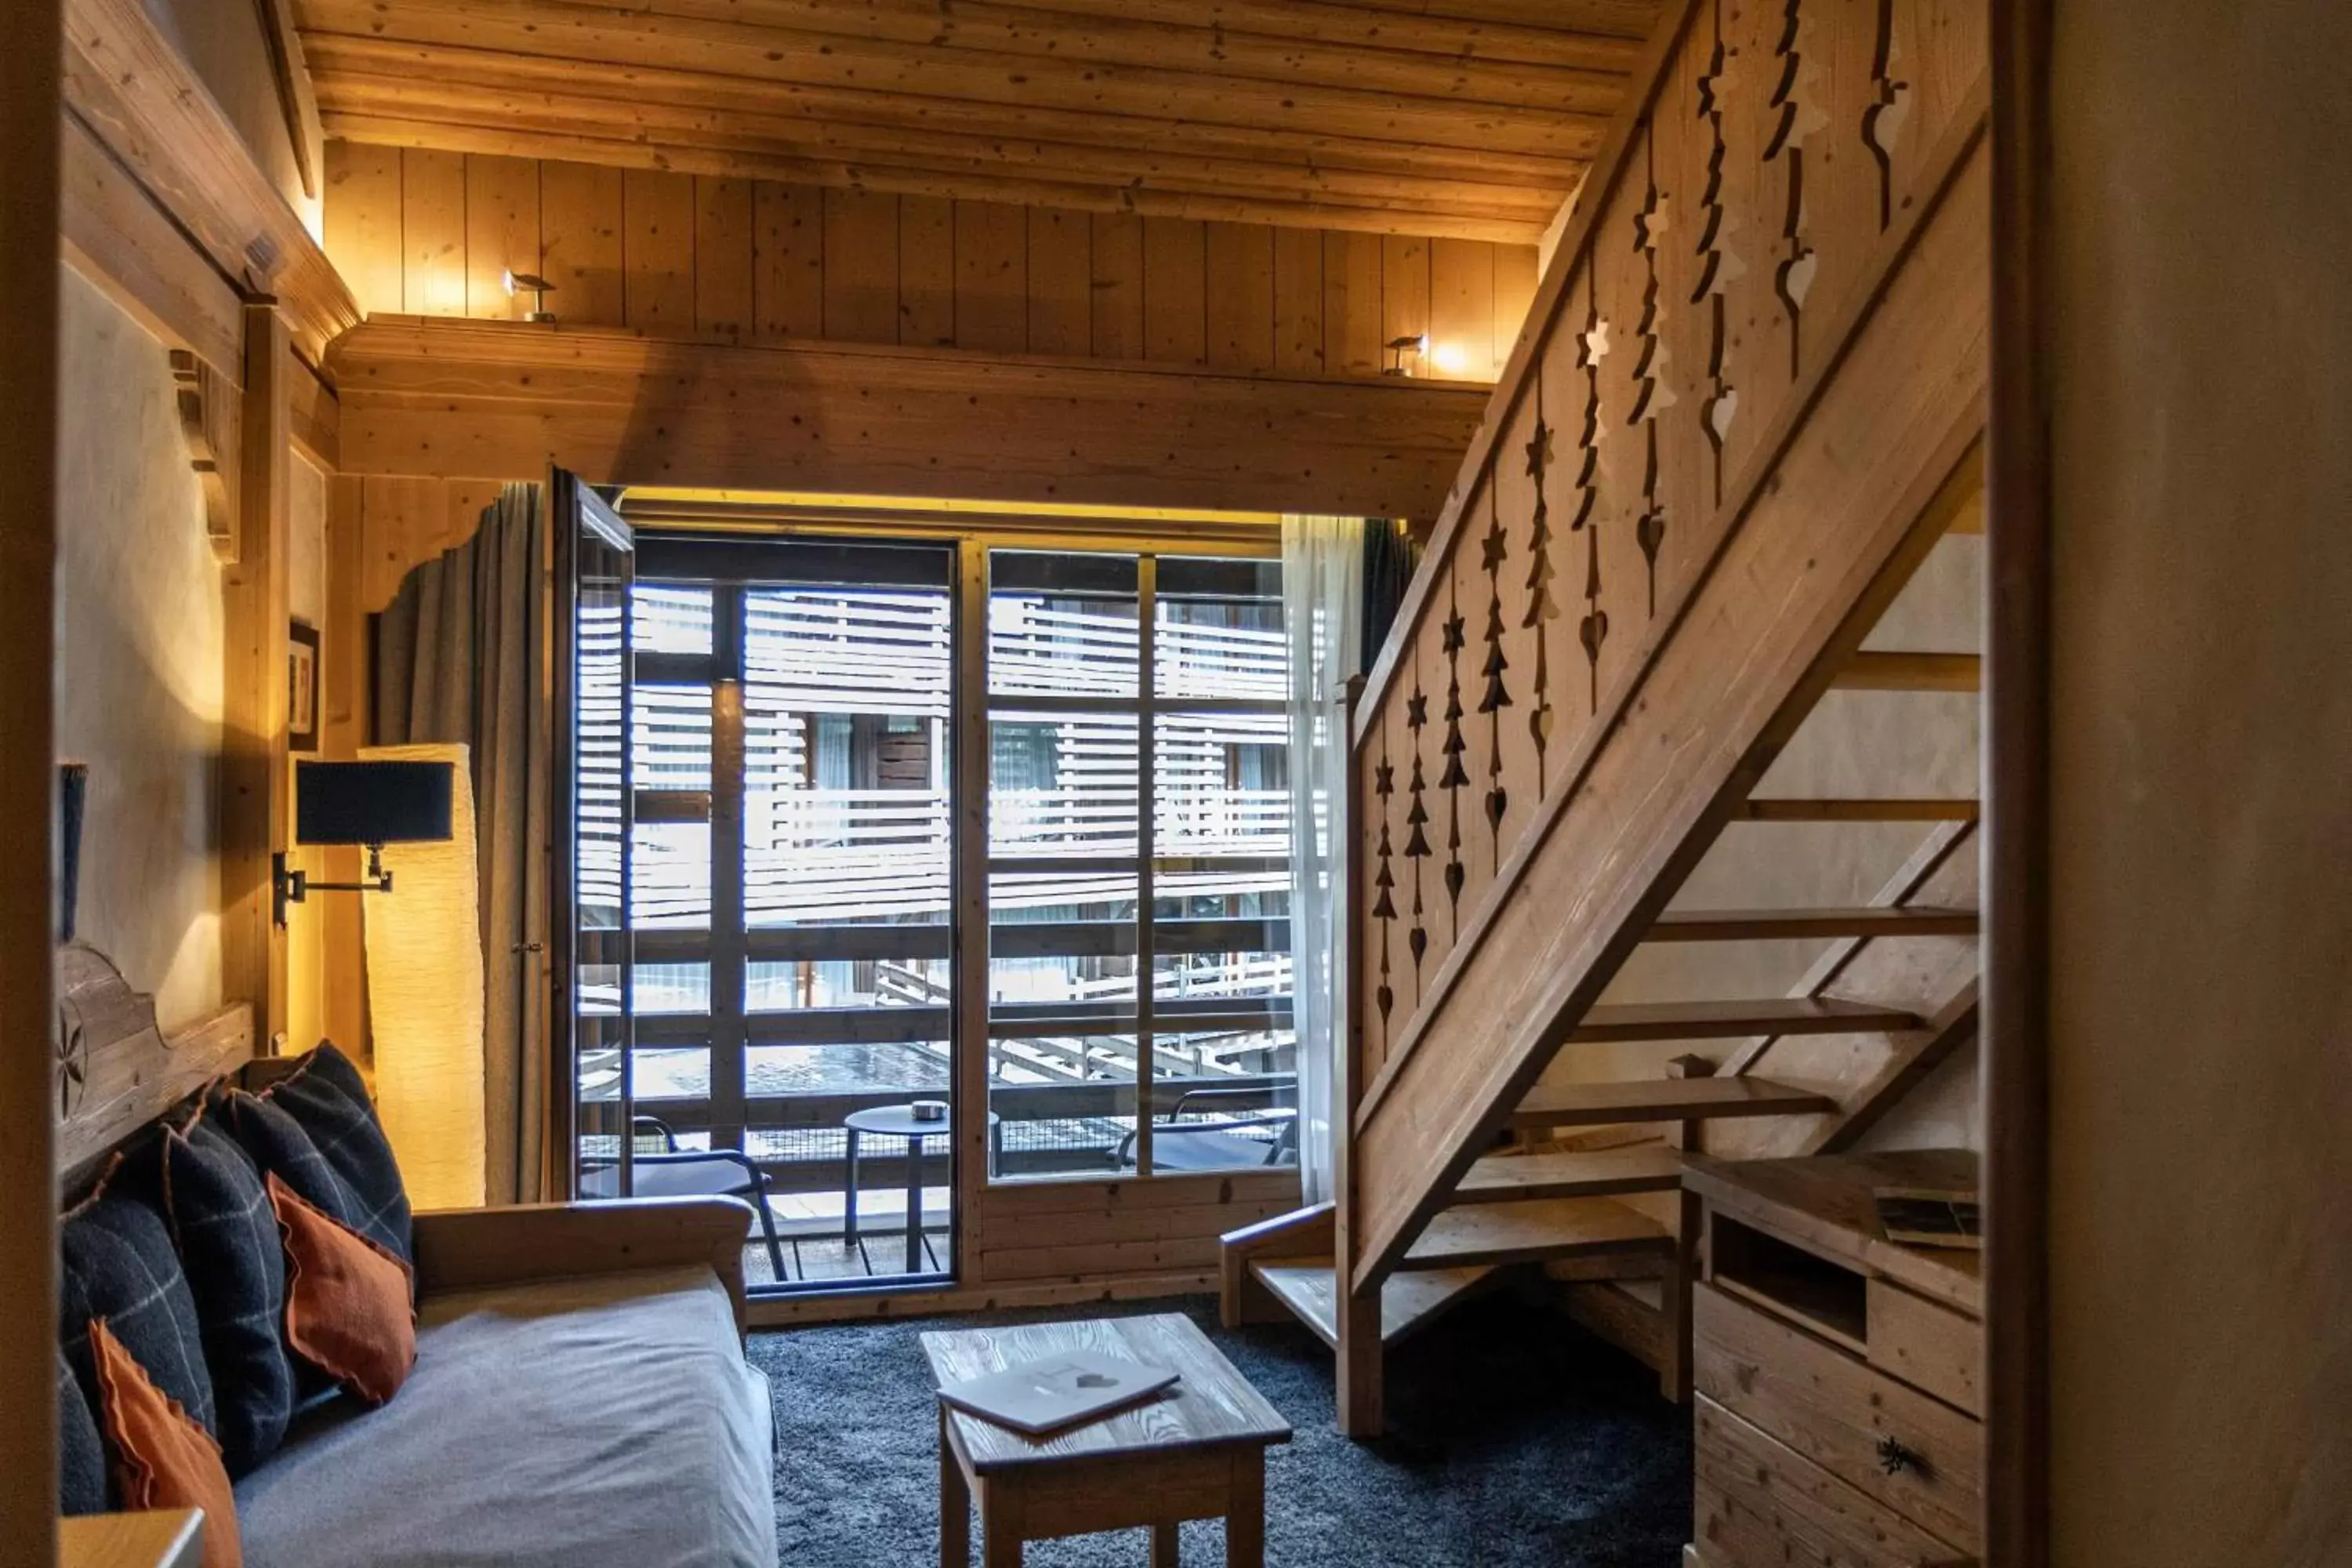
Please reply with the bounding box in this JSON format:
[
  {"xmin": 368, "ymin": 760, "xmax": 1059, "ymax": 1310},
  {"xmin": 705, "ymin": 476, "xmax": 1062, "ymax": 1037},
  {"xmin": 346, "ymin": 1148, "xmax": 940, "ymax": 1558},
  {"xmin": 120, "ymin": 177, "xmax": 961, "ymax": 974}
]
[
  {"xmin": 1359, "ymin": 518, "xmax": 1418, "ymax": 673},
  {"xmin": 372, "ymin": 482, "xmax": 550, "ymax": 1205}
]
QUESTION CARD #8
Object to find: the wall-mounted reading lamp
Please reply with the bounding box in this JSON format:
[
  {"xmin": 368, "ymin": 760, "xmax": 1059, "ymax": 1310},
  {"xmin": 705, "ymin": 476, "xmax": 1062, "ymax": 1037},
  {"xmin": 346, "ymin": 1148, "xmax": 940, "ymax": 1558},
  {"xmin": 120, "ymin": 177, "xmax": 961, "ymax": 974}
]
[
  {"xmin": 503, "ymin": 267, "xmax": 557, "ymax": 324},
  {"xmin": 1382, "ymin": 332, "xmax": 1429, "ymax": 377},
  {"xmin": 273, "ymin": 760, "xmax": 456, "ymax": 927}
]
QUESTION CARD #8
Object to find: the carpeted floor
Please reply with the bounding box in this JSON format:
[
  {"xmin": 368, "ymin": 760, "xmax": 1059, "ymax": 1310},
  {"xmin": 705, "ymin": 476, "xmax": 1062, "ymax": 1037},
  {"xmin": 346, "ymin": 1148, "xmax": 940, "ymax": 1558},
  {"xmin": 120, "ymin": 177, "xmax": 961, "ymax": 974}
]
[{"xmin": 747, "ymin": 1290, "xmax": 1691, "ymax": 1567}]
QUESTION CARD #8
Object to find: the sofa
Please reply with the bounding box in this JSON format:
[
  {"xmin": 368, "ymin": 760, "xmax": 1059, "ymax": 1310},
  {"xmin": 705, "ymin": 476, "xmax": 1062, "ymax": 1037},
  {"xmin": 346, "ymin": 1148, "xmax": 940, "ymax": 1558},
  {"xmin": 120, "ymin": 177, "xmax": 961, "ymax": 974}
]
[
  {"xmin": 235, "ymin": 1198, "xmax": 779, "ymax": 1568},
  {"xmin": 61, "ymin": 1036, "xmax": 779, "ymax": 1568}
]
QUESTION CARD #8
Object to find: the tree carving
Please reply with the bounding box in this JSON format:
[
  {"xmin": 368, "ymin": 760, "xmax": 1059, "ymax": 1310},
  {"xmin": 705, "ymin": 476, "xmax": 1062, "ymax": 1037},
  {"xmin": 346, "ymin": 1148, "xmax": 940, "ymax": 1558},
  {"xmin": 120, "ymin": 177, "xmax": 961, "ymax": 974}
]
[
  {"xmin": 1767, "ymin": 0, "xmax": 1831, "ymax": 377},
  {"xmin": 1864, "ymin": 0, "xmax": 1914, "ymax": 230},
  {"xmin": 1573, "ymin": 305, "xmax": 1611, "ymax": 711},
  {"xmin": 1519, "ymin": 385, "xmax": 1559, "ymax": 786},
  {"xmin": 1631, "ymin": 138, "xmax": 1676, "ymax": 615},
  {"xmin": 1693, "ymin": 5, "xmax": 1746, "ymax": 506}
]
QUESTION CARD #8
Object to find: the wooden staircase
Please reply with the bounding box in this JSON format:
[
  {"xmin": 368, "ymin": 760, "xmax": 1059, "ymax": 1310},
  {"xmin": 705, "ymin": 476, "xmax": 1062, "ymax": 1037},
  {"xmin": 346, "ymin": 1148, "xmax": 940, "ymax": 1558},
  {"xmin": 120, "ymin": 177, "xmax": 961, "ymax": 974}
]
[{"xmin": 1220, "ymin": 0, "xmax": 1992, "ymax": 1436}]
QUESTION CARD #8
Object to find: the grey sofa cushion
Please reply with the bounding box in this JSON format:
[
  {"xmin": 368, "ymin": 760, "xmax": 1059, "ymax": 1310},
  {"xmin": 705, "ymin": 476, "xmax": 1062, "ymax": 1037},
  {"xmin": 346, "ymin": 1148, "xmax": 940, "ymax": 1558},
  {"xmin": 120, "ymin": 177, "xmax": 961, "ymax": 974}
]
[{"xmin": 236, "ymin": 1266, "xmax": 777, "ymax": 1568}]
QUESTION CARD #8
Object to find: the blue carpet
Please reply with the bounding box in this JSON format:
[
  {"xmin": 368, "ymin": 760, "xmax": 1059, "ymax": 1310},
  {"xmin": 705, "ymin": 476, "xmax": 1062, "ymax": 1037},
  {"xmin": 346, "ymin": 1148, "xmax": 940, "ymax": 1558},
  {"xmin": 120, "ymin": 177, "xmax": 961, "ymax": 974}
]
[{"xmin": 748, "ymin": 1290, "xmax": 1690, "ymax": 1567}]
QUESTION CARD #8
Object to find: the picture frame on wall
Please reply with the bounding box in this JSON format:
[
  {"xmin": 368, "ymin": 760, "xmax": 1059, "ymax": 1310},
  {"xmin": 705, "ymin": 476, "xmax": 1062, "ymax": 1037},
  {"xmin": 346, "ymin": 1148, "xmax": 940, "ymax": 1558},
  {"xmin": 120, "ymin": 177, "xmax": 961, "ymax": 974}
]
[{"xmin": 288, "ymin": 619, "xmax": 321, "ymax": 753}]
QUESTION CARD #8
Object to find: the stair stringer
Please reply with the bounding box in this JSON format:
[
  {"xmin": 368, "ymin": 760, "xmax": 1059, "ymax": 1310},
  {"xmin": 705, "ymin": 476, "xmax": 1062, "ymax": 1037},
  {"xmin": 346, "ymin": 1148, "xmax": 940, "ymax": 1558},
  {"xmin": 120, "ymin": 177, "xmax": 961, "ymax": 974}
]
[{"xmin": 1346, "ymin": 136, "xmax": 1993, "ymax": 1295}]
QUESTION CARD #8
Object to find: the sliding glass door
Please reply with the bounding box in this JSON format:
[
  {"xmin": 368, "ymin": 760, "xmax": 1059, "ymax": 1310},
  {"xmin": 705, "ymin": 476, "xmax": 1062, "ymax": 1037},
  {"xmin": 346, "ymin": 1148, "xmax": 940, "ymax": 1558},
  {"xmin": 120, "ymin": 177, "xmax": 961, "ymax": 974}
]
[{"xmin": 985, "ymin": 551, "xmax": 1296, "ymax": 1181}]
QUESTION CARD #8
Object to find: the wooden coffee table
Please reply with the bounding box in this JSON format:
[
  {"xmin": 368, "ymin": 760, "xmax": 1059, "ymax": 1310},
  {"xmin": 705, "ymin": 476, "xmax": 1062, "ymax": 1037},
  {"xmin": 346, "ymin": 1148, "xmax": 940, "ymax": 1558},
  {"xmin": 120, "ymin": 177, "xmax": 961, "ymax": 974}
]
[{"xmin": 920, "ymin": 1314, "xmax": 1291, "ymax": 1567}]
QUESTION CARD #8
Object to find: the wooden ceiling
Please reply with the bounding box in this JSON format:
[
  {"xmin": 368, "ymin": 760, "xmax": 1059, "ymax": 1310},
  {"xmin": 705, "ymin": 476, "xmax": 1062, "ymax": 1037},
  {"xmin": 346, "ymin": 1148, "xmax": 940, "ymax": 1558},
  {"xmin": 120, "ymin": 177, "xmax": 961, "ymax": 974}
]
[{"xmin": 292, "ymin": 0, "xmax": 1667, "ymax": 243}]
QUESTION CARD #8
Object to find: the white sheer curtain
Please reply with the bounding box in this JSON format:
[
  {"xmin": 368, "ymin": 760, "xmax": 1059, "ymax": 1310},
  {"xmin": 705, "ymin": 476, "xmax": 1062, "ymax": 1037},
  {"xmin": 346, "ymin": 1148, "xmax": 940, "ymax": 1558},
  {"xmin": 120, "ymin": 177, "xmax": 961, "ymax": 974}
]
[{"xmin": 1283, "ymin": 515, "xmax": 1363, "ymax": 1205}]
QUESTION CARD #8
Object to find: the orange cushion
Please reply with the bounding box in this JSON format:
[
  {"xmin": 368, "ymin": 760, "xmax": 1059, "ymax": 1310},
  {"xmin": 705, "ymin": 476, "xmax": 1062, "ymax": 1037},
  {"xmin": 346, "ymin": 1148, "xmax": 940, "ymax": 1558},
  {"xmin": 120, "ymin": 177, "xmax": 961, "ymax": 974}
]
[
  {"xmin": 267, "ymin": 1171, "xmax": 417, "ymax": 1405},
  {"xmin": 89, "ymin": 1318, "xmax": 242, "ymax": 1568}
]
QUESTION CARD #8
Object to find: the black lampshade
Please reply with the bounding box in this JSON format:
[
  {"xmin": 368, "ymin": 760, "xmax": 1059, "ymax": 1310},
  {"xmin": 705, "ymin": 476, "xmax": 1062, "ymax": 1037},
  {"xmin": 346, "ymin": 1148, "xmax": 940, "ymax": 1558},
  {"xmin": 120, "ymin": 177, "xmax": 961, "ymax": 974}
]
[{"xmin": 295, "ymin": 760, "xmax": 455, "ymax": 846}]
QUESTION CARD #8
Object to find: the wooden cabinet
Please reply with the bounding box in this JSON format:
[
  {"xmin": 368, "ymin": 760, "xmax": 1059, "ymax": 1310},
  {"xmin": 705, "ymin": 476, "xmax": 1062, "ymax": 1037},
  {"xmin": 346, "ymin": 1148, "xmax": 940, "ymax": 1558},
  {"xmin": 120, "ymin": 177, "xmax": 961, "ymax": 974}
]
[{"xmin": 1682, "ymin": 1151, "xmax": 1983, "ymax": 1568}]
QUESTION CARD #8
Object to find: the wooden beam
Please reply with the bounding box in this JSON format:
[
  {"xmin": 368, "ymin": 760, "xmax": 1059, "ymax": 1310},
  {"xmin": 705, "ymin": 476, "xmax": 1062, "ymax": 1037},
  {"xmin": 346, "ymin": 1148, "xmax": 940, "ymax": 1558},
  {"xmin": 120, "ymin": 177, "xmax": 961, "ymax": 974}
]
[
  {"xmin": 62, "ymin": 0, "xmax": 358, "ymax": 364},
  {"xmin": 1567, "ymin": 998, "xmax": 1925, "ymax": 1044},
  {"xmin": 0, "ymin": 0, "xmax": 60, "ymax": 1548},
  {"xmin": 222, "ymin": 303, "xmax": 293, "ymax": 1051},
  {"xmin": 252, "ymin": 0, "xmax": 324, "ymax": 200},
  {"xmin": 1736, "ymin": 797, "xmax": 1981, "ymax": 823},
  {"xmin": 328, "ymin": 314, "xmax": 1490, "ymax": 517},
  {"xmin": 58, "ymin": 112, "xmax": 245, "ymax": 381}
]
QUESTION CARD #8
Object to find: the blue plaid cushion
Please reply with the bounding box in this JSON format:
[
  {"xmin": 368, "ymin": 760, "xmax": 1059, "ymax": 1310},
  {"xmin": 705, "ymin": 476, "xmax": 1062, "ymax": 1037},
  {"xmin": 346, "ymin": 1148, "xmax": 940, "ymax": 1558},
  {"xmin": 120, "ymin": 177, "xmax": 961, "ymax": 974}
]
[
  {"xmin": 123, "ymin": 1106, "xmax": 295, "ymax": 1476},
  {"xmin": 216, "ymin": 1042, "xmax": 412, "ymax": 1268},
  {"xmin": 58, "ymin": 1174, "xmax": 216, "ymax": 1443},
  {"xmin": 57, "ymin": 1347, "xmax": 107, "ymax": 1515}
]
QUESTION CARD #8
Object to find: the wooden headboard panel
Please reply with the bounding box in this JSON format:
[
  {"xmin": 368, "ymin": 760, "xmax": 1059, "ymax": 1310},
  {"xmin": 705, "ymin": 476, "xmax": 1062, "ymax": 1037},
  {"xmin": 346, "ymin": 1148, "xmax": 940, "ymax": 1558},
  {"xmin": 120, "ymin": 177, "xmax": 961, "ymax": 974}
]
[{"xmin": 55, "ymin": 941, "xmax": 255, "ymax": 1182}]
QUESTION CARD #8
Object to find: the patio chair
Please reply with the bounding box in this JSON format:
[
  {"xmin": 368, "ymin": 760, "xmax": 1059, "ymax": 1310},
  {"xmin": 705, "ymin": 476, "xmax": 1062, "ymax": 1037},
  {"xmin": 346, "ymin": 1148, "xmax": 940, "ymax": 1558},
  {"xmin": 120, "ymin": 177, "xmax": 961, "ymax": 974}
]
[
  {"xmin": 1111, "ymin": 1086, "xmax": 1300, "ymax": 1174},
  {"xmin": 579, "ymin": 1116, "xmax": 789, "ymax": 1283}
]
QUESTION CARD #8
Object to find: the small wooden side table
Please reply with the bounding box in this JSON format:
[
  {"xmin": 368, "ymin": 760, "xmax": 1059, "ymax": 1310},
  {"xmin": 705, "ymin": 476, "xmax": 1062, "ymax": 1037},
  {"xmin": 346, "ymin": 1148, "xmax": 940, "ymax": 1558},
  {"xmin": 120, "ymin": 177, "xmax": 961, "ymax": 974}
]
[{"xmin": 920, "ymin": 1313, "xmax": 1291, "ymax": 1567}]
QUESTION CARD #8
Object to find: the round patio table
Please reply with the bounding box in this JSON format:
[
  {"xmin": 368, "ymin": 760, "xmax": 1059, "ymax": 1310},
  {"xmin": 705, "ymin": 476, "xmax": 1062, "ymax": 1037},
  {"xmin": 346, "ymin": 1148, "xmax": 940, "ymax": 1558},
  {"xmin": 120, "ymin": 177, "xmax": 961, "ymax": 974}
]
[{"xmin": 843, "ymin": 1105, "xmax": 1002, "ymax": 1275}]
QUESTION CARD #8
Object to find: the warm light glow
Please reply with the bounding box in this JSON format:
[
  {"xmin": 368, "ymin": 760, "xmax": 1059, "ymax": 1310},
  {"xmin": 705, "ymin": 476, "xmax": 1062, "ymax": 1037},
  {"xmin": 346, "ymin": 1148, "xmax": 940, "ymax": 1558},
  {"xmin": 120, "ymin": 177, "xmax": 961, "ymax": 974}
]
[
  {"xmin": 501, "ymin": 267, "xmax": 518, "ymax": 298},
  {"xmin": 360, "ymin": 742, "xmax": 486, "ymax": 1210},
  {"xmin": 618, "ymin": 487, "xmax": 1282, "ymax": 527},
  {"xmin": 1428, "ymin": 339, "xmax": 1471, "ymax": 378}
]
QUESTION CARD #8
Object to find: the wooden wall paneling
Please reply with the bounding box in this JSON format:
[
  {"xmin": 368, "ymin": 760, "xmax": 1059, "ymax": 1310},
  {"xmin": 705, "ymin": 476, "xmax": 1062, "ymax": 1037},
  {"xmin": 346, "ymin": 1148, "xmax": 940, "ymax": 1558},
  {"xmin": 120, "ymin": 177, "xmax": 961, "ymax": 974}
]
[
  {"xmin": 1494, "ymin": 244, "xmax": 1540, "ymax": 375},
  {"xmin": 0, "ymin": 0, "xmax": 58, "ymax": 1543},
  {"xmin": 324, "ymin": 139, "xmax": 404, "ymax": 319},
  {"xmin": 753, "ymin": 180, "xmax": 824, "ymax": 337},
  {"xmin": 822, "ymin": 187, "xmax": 900, "ymax": 343},
  {"xmin": 537, "ymin": 159, "xmax": 624, "ymax": 327},
  {"xmin": 224, "ymin": 303, "xmax": 294, "ymax": 1051},
  {"xmin": 1143, "ymin": 217, "xmax": 1207, "ymax": 365},
  {"xmin": 1026, "ymin": 206, "xmax": 1091, "ymax": 358},
  {"xmin": 285, "ymin": 352, "xmax": 340, "ymax": 473},
  {"xmin": 898, "ymin": 194, "xmax": 956, "ymax": 347},
  {"xmin": 463, "ymin": 153, "xmax": 539, "ymax": 320},
  {"xmin": 1272, "ymin": 227, "xmax": 1325, "ymax": 375},
  {"xmin": 1382, "ymin": 234, "xmax": 1432, "ymax": 368},
  {"xmin": 360, "ymin": 475, "xmax": 451, "ymax": 612},
  {"xmin": 1324, "ymin": 230, "xmax": 1385, "ymax": 376},
  {"xmin": 622, "ymin": 169, "xmax": 695, "ymax": 331},
  {"xmin": 321, "ymin": 476, "xmax": 369, "ymax": 1057},
  {"xmin": 1205, "ymin": 221, "xmax": 1276, "ymax": 372},
  {"xmin": 1428, "ymin": 238, "xmax": 1496, "ymax": 381},
  {"xmin": 955, "ymin": 199, "xmax": 1029, "ymax": 354},
  {"xmin": 693, "ymin": 176, "xmax": 756, "ymax": 337},
  {"xmin": 331, "ymin": 317, "xmax": 1490, "ymax": 517},
  {"xmin": 401, "ymin": 148, "xmax": 467, "ymax": 316},
  {"xmin": 1088, "ymin": 212, "xmax": 1145, "ymax": 360}
]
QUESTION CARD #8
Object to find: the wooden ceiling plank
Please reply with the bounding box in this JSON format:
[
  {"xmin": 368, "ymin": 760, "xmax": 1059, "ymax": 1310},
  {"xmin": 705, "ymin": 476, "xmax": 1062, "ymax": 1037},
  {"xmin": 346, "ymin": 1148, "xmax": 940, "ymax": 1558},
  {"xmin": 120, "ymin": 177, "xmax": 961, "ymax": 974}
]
[
  {"xmin": 292, "ymin": 1, "xmax": 1610, "ymax": 157},
  {"xmin": 313, "ymin": 77, "xmax": 1563, "ymax": 220},
  {"xmin": 990, "ymin": 0, "xmax": 1654, "ymax": 71},
  {"xmin": 609, "ymin": 0, "xmax": 1634, "ymax": 110},
  {"xmin": 320, "ymin": 115, "xmax": 1554, "ymax": 243},
  {"xmin": 1329, "ymin": 0, "xmax": 1662, "ymax": 34},
  {"xmin": 300, "ymin": 34, "xmax": 1600, "ymax": 187}
]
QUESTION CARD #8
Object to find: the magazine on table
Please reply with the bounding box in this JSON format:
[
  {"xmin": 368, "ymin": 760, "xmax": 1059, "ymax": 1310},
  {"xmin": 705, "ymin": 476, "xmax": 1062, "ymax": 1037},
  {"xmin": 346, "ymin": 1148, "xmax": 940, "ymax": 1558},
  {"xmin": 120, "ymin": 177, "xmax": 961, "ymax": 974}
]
[{"xmin": 939, "ymin": 1351, "xmax": 1181, "ymax": 1436}]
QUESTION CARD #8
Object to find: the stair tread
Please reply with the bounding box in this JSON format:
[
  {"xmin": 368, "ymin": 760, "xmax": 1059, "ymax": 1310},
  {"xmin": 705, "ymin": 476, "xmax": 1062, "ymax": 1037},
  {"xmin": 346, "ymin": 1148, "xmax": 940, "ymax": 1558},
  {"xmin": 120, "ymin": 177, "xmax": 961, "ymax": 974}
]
[
  {"xmin": 1647, "ymin": 905, "xmax": 1978, "ymax": 942},
  {"xmin": 1739, "ymin": 797, "xmax": 1980, "ymax": 822},
  {"xmin": 1401, "ymin": 1196, "xmax": 1674, "ymax": 1271},
  {"xmin": 1509, "ymin": 1075, "xmax": 1838, "ymax": 1131},
  {"xmin": 1832, "ymin": 652, "xmax": 1982, "ymax": 691},
  {"xmin": 1570, "ymin": 996, "xmax": 1923, "ymax": 1043},
  {"xmin": 1251, "ymin": 1258, "xmax": 1497, "ymax": 1348},
  {"xmin": 1456, "ymin": 1144, "xmax": 1688, "ymax": 1203}
]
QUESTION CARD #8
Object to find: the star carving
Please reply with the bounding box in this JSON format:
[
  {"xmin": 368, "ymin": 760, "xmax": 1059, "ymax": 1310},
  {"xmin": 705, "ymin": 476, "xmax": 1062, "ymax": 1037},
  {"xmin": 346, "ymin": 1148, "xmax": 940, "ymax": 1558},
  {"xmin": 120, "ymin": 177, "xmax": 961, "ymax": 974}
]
[
  {"xmin": 1580, "ymin": 318, "xmax": 1612, "ymax": 366},
  {"xmin": 1480, "ymin": 519, "xmax": 1508, "ymax": 573},
  {"xmin": 1406, "ymin": 690, "xmax": 1429, "ymax": 729},
  {"xmin": 1440, "ymin": 612, "xmax": 1467, "ymax": 655},
  {"xmin": 1523, "ymin": 419, "xmax": 1554, "ymax": 479},
  {"xmin": 1374, "ymin": 758, "xmax": 1396, "ymax": 794}
]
